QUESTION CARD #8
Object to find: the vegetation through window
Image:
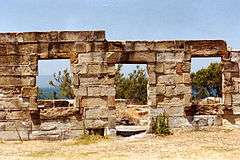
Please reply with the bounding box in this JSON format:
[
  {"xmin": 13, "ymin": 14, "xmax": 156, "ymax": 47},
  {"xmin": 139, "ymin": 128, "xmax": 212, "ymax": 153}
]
[
  {"xmin": 37, "ymin": 59, "xmax": 73, "ymax": 100},
  {"xmin": 191, "ymin": 57, "xmax": 222, "ymax": 100},
  {"xmin": 115, "ymin": 64, "xmax": 148, "ymax": 105}
]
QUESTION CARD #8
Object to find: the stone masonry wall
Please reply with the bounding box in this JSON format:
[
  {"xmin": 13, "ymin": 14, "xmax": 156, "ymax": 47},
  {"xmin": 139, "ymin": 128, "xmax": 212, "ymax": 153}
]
[{"xmin": 0, "ymin": 30, "xmax": 231, "ymax": 140}]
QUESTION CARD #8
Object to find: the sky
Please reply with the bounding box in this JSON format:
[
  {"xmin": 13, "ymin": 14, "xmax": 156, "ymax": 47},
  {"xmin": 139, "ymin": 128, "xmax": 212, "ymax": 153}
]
[{"xmin": 1, "ymin": 0, "xmax": 239, "ymax": 77}]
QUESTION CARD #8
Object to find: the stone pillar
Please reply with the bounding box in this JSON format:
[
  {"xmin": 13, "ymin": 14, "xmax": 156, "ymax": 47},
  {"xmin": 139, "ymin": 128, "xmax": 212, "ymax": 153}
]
[
  {"xmin": 151, "ymin": 50, "xmax": 192, "ymax": 127},
  {"xmin": 0, "ymin": 42, "xmax": 38, "ymax": 110},
  {"xmin": 223, "ymin": 51, "xmax": 240, "ymax": 114},
  {"xmin": 72, "ymin": 42, "xmax": 116, "ymax": 130}
]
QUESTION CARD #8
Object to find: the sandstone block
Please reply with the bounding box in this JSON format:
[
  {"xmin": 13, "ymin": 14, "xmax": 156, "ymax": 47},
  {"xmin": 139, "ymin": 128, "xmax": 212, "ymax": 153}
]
[
  {"xmin": 75, "ymin": 42, "xmax": 92, "ymax": 52},
  {"xmin": 0, "ymin": 65, "xmax": 37, "ymax": 76},
  {"xmin": 0, "ymin": 76, "xmax": 35, "ymax": 86},
  {"xmin": 164, "ymin": 62, "xmax": 176, "ymax": 74},
  {"xmin": 148, "ymin": 72, "xmax": 156, "ymax": 84},
  {"xmin": 182, "ymin": 73, "xmax": 191, "ymax": 84},
  {"xmin": 128, "ymin": 51, "xmax": 156, "ymax": 63},
  {"xmin": 155, "ymin": 63, "xmax": 164, "ymax": 73},
  {"xmin": 85, "ymin": 119, "xmax": 108, "ymax": 129},
  {"xmin": 85, "ymin": 107, "xmax": 108, "ymax": 119},
  {"xmin": 0, "ymin": 55, "xmax": 37, "ymax": 66},
  {"xmin": 71, "ymin": 63, "xmax": 88, "ymax": 74},
  {"xmin": 156, "ymin": 84, "xmax": 166, "ymax": 95},
  {"xmin": 224, "ymin": 93, "xmax": 232, "ymax": 106},
  {"xmin": 157, "ymin": 96, "xmax": 184, "ymax": 106},
  {"xmin": 82, "ymin": 97, "xmax": 107, "ymax": 108},
  {"xmin": 175, "ymin": 84, "xmax": 191, "ymax": 95},
  {"xmin": 106, "ymin": 52, "xmax": 121, "ymax": 64},
  {"xmin": 168, "ymin": 116, "xmax": 191, "ymax": 128},
  {"xmin": 88, "ymin": 64, "xmax": 102, "ymax": 75},
  {"xmin": 72, "ymin": 74, "xmax": 79, "ymax": 85},
  {"xmin": 73, "ymin": 86, "xmax": 87, "ymax": 96},
  {"xmin": 100, "ymin": 86, "xmax": 115, "ymax": 96},
  {"xmin": 92, "ymin": 52, "xmax": 105, "ymax": 62},
  {"xmin": 0, "ymin": 130, "xmax": 29, "ymax": 140},
  {"xmin": 78, "ymin": 53, "xmax": 92, "ymax": 63},
  {"xmin": 17, "ymin": 43, "xmax": 38, "ymax": 55},
  {"xmin": 21, "ymin": 87, "xmax": 37, "ymax": 97},
  {"xmin": 107, "ymin": 96, "xmax": 115, "ymax": 107},
  {"xmin": 107, "ymin": 41, "xmax": 124, "ymax": 51},
  {"xmin": 157, "ymin": 74, "xmax": 183, "ymax": 85},
  {"xmin": 232, "ymin": 94, "xmax": 240, "ymax": 104},
  {"xmin": 192, "ymin": 115, "xmax": 222, "ymax": 126},
  {"xmin": 58, "ymin": 31, "xmax": 105, "ymax": 42},
  {"xmin": 157, "ymin": 52, "xmax": 184, "ymax": 62},
  {"xmin": 88, "ymin": 86, "xmax": 101, "ymax": 96},
  {"xmin": 94, "ymin": 42, "xmax": 107, "ymax": 52}
]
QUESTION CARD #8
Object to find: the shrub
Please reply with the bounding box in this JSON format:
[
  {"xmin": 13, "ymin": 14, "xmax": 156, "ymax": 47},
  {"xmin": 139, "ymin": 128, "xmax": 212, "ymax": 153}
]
[{"xmin": 152, "ymin": 112, "xmax": 172, "ymax": 136}]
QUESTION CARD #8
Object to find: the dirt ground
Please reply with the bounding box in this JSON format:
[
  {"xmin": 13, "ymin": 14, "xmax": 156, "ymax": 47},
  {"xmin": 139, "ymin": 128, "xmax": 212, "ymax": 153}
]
[{"xmin": 1, "ymin": 126, "xmax": 240, "ymax": 160}]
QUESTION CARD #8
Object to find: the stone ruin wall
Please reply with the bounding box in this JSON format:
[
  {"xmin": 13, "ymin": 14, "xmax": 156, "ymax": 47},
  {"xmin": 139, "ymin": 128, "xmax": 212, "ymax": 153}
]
[{"xmin": 0, "ymin": 30, "xmax": 238, "ymax": 140}]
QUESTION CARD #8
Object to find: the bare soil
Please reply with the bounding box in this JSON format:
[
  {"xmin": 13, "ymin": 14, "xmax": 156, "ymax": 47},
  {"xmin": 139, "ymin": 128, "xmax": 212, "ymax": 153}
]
[{"xmin": 1, "ymin": 126, "xmax": 240, "ymax": 160}]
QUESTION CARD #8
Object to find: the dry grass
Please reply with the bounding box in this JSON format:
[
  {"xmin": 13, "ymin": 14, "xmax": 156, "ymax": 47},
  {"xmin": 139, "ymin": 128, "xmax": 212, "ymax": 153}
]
[
  {"xmin": 64, "ymin": 134, "xmax": 110, "ymax": 146},
  {"xmin": 0, "ymin": 126, "xmax": 240, "ymax": 160}
]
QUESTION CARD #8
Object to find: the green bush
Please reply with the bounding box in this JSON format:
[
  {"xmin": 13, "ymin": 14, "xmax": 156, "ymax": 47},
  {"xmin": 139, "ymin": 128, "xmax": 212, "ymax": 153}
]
[{"xmin": 152, "ymin": 113, "xmax": 172, "ymax": 136}]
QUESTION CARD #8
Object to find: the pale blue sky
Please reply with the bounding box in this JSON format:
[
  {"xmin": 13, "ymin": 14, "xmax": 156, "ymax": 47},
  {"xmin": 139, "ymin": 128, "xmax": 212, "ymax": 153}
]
[{"xmin": 1, "ymin": 0, "xmax": 239, "ymax": 76}]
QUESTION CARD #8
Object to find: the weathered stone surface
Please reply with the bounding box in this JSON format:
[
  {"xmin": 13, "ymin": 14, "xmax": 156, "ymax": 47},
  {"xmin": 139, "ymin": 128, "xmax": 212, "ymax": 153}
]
[
  {"xmin": 0, "ymin": 66, "xmax": 37, "ymax": 76},
  {"xmin": 58, "ymin": 31, "xmax": 105, "ymax": 42},
  {"xmin": 192, "ymin": 115, "xmax": 222, "ymax": 126},
  {"xmin": 40, "ymin": 107, "xmax": 79, "ymax": 119},
  {"xmin": 106, "ymin": 51, "xmax": 155, "ymax": 63},
  {"xmin": 21, "ymin": 87, "xmax": 37, "ymax": 97},
  {"xmin": 168, "ymin": 116, "xmax": 191, "ymax": 128},
  {"xmin": 0, "ymin": 130, "xmax": 29, "ymax": 140},
  {"xmin": 0, "ymin": 76, "xmax": 35, "ymax": 86},
  {"xmin": 82, "ymin": 97, "xmax": 107, "ymax": 108},
  {"xmin": 73, "ymin": 86, "xmax": 87, "ymax": 96},
  {"xmin": 0, "ymin": 30, "xmax": 234, "ymax": 140},
  {"xmin": 75, "ymin": 42, "xmax": 92, "ymax": 52},
  {"xmin": 0, "ymin": 55, "xmax": 37, "ymax": 66},
  {"xmin": 155, "ymin": 105, "xmax": 185, "ymax": 116},
  {"xmin": 88, "ymin": 86, "xmax": 101, "ymax": 96},
  {"xmin": 157, "ymin": 52, "xmax": 184, "ymax": 62},
  {"xmin": 186, "ymin": 40, "xmax": 227, "ymax": 57},
  {"xmin": 85, "ymin": 107, "xmax": 108, "ymax": 119},
  {"xmin": 157, "ymin": 75, "xmax": 183, "ymax": 85}
]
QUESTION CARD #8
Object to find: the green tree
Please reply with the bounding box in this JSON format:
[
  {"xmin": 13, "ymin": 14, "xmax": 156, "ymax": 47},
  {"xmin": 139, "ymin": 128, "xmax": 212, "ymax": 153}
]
[
  {"xmin": 191, "ymin": 62, "xmax": 222, "ymax": 100},
  {"xmin": 49, "ymin": 69, "xmax": 74, "ymax": 99},
  {"xmin": 115, "ymin": 65, "xmax": 148, "ymax": 104}
]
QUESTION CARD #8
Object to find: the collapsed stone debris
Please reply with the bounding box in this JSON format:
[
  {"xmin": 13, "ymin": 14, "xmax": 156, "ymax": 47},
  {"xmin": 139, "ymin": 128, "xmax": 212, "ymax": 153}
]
[{"xmin": 0, "ymin": 30, "xmax": 238, "ymax": 140}]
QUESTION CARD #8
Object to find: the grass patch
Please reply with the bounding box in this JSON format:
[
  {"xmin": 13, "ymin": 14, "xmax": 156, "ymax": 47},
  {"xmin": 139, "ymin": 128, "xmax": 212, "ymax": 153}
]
[
  {"xmin": 64, "ymin": 134, "xmax": 109, "ymax": 146},
  {"xmin": 152, "ymin": 113, "xmax": 172, "ymax": 136}
]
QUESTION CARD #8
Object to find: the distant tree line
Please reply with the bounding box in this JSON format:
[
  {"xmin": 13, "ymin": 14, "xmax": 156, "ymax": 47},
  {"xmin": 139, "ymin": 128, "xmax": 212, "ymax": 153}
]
[{"xmin": 38, "ymin": 62, "xmax": 222, "ymax": 102}]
